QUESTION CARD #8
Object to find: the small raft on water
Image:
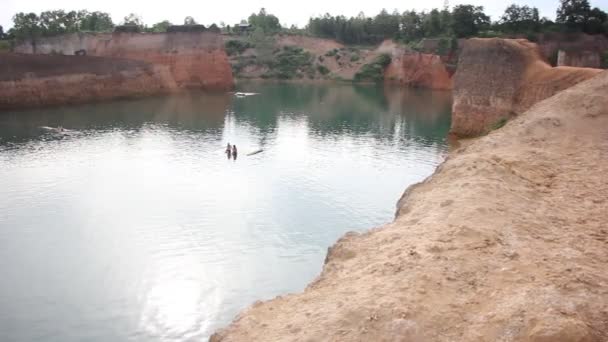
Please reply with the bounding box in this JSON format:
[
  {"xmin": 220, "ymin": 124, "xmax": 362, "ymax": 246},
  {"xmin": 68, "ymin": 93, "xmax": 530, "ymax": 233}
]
[
  {"xmin": 39, "ymin": 126, "xmax": 74, "ymax": 134},
  {"xmin": 234, "ymin": 92, "xmax": 259, "ymax": 98},
  {"xmin": 246, "ymin": 149, "xmax": 264, "ymax": 156}
]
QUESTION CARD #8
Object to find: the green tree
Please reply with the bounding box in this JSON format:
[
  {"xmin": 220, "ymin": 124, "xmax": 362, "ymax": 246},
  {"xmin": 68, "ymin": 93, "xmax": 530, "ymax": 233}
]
[
  {"xmin": 79, "ymin": 11, "xmax": 114, "ymax": 32},
  {"xmin": 556, "ymin": 0, "xmax": 591, "ymax": 29},
  {"xmin": 372, "ymin": 9, "xmax": 400, "ymax": 38},
  {"xmin": 122, "ymin": 13, "xmax": 144, "ymax": 28},
  {"xmin": 150, "ymin": 20, "xmax": 171, "ymax": 32},
  {"xmin": 401, "ymin": 10, "xmax": 423, "ymax": 42},
  {"xmin": 451, "ymin": 5, "xmax": 490, "ymax": 37},
  {"xmin": 425, "ymin": 9, "xmax": 443, "ymax": 37},
  {"xmin": 440, "ymin": 6, "xmax": 452, "ymax": 35},
  {"xmin": 11, "ymin": 12, "xmax": 42, "ymax": 43},
  {"xmin": 208, "ymin": 23, "xmax": 221, "ymax": 33},
  {"xmin": 184, "ymin": 16, "xmax": 197, "ymax": 25},
  {"xmin": 249, "ymin": 8, "xmax": 281, "ymax": 33},
  {"xmin": 250, "ymin": 26, "xmax": 274, "ymax": 62},
  {"xmin": 584, "ymin": 7, "xmax": 607, "ymax": 33},
  {"xmin": 500, "ymin": 4, "xmax": 540, "ymax": 33}
]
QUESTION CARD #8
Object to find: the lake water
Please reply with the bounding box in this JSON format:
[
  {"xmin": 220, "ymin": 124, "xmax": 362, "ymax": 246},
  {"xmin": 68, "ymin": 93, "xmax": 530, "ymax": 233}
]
[{"xmin": 0, "ymin": 83, "xmax": 451, "ymax": 341}]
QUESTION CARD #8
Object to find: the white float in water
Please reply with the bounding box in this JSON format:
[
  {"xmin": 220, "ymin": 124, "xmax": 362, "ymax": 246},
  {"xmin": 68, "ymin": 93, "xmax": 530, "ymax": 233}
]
[
  {"xmin": 234, "ymin": 92, "xmax": 259, "ymax": 98},
  {"xmin": 246, "ymin": 149, "xmax": 264, "ymax": 156}
]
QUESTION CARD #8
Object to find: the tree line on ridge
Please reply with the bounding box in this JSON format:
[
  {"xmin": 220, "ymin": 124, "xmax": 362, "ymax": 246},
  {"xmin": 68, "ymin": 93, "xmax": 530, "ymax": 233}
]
[{"xmin": 1, "ymin": 0, "xmax": 606, "ymax": 46}]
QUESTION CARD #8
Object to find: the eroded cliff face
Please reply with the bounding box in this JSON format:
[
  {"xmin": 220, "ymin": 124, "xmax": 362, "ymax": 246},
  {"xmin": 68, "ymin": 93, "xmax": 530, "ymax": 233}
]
[
  {"xmin": 384, "ymin": 52, "xmax": 453, "ymax": 90},
  {"xmin": 557, "ymin": 50, "xmax": 601, "ymax": 68},
  {"xmin": 0, "ymin": 53, "xmax": 177, "ymax": 109},
  {"xmin": 14, "ymin": 32, "xmax": 234, "ymax": 91},
  {"xmin": 212, "ymin": 70, "xmax": 608, "ymax": 342},
  {"xmin": 450, "ymin": 38, "xmax": 601, "ymax": 137}
]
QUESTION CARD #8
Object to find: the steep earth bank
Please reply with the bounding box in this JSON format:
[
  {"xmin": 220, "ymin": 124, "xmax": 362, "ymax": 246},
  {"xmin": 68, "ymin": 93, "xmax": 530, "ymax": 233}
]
[
  {"xmin": 212, "ymin": 69, "xmax": 608, "ymax": 342},
  {"xmin": 451, "ymin": 38, "xmax": 601, "ymax": 137},
  {"xmin": 384, "ymin": 51, "xmax": 453, "ymax": 90},
  {"xmin": 536, "ymin": 32, "xmax": 608, "ymax": 67},
  {"xmin": 0, "ymin": 53, "xmax": 176, "ymax": 109},
  {"xmin": 14, "ymin": 32, "xmax": 234, "ymax": 90}
]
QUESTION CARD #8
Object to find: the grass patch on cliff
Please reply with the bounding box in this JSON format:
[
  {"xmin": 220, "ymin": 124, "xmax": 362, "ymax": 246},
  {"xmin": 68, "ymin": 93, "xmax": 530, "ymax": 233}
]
[
  {"xmin": 317, "ymin": 64, "xmax": 330, "ymax": 75},
  {"xmin": 491, "ymin": 117, "xmax": 509, "ymax": 131},
  {"xmin": 265, "ymin": 46, "xmax": 313, "ymax": 79},
  {"xmin": 0, "ymin": 40, "xmax": 10, "ymax": 52},
  {"xmin": 225, "ymin": 40, "xmax": 254, "ymax": 56},
  {"xmin": 231, "ymin": 55, "xmax": 257, "ymax": 76},
  {"xmin": 354, "ymin": 54, "xmax": 391, "ymax": 82}
]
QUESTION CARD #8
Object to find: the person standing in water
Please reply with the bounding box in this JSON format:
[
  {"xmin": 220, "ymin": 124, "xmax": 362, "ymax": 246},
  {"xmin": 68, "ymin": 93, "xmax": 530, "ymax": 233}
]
[
  {"xmin": 232, "ymin": 145, "xmax": 238, "ymax": 160},
  {"xmin": 226, "ymin": 143, "xmax": 232, "ymax": 159}
]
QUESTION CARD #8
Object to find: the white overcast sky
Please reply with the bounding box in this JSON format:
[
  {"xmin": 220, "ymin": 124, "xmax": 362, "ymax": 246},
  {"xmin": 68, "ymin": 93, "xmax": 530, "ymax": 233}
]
[{"xmin": 2, "ymin": 0, "xmax": 607, "ymax": 30}]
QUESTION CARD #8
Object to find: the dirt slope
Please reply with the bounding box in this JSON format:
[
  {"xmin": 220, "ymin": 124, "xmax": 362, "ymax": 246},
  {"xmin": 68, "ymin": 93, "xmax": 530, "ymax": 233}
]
[
  {"xmin": 451, "ymin": 38, "xmax": 601, "ymax": 137},
  {"xmin": 212, "ymin": 71, "xmax": 608, "ymax": 341}
]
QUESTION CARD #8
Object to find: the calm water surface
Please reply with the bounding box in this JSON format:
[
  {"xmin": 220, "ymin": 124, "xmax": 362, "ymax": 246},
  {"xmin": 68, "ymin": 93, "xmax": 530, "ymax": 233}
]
[{"xmin": 0, "ymin": 83, "xmax": 451, "ymax": 341}]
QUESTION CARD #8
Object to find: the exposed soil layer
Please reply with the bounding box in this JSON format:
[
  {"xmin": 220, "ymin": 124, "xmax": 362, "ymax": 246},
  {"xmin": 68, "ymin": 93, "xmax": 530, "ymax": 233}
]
[
  {"xmin": 0, "ymin": 53, "xmax": 177, "ymax": 109},
  {"xmin": 0, "ymin": 53, "xmax": 153, "ymax": 81},
  {"xmin": 13, "ymin": 32, "xmax": 234, "ymax": 90},
  {"xmin": 385, "ymin": 52, "xmax": 453, "ymax": 90},
  {"xmin": 212, "ymin": 71, "xmax": 608, "ymax": 341},
  {"xmin": 451, "ymin": 38, "xmax": 601, "ymax": 137}
]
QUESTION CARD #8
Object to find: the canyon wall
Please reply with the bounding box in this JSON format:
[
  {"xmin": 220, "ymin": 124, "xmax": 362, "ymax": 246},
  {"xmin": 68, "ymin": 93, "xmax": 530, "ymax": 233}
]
[
  {"xmin": 212, "ymin": 69, "xmax": 608, "ymax": 342},
  {"xmin": 450, "ymin": 38, "xmax": 601, "ymax": 137},
  {"xmin": 536, "ymin": 32, "xmax": 608, "ymax": 65},
  {"xmin": 557, "ymin": 50, "xmax": 601, "ymax": 68},
  {"xmin": 14, "ymin": 32, "xmax": 234, "ymax": 90},
  {"xmin": 384, "ymin": 52, "xmax": 453, "ymax": 90},
  {"xmin": 0, "ymin": 53, "xmax": 177, "ymax": 109}
]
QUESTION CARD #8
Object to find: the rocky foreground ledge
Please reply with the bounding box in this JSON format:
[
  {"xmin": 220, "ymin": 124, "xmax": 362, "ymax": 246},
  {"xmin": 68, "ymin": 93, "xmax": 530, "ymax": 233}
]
[{"xmin": 212, "ymin": 71, "xmax": 608, "ymax": 341}]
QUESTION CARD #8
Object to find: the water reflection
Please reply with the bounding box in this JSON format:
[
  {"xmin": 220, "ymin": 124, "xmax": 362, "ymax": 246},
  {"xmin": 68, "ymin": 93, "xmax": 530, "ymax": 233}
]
[{"xmin": 0, "ymin": 82, "xmax": 451, "ymax": 342}]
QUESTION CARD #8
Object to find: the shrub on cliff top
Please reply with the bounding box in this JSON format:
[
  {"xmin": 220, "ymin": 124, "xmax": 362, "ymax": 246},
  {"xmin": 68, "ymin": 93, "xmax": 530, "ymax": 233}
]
[
  {"xmin": 491, "ymin": 117, "xmax": 509, "ymax": 131},
  {"xmin": 354, "ymin": 54, "xmax": 392, "ymax": 82},
  {"xmin": 0, "ymin": 40, "xmax": 10, "ymax": 52},
  {"xmin": 166, "ymin": 24, "xmax": 207, "ymax": 33},
  {"xmin": 317, "ymin": 64, "xmax": 330, "ymax": 75},
  {"xmin": 266, "ymin": 45, "xmax": 312, "ymax": 79},
  {"xmin": 225, "ymin": 40, "xmax": 254, "ymax": 56}
]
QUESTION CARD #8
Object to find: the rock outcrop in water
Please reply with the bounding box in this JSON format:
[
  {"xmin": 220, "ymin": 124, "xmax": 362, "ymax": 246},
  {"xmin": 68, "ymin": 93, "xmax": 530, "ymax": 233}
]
[
  {"xmin": 0, "ymin": 53, "xmax": 177, "ymax": 109},
  {"xmin": 450, "ymin": 38, "xmax": 601, "ymax": 137},
  {"xmin": 384, "ymin": 52, "xmax": 453, "ymax": 90},
  {"xmin": 211, "ymin": 66, "xmax": 608, "ymax": 341}
]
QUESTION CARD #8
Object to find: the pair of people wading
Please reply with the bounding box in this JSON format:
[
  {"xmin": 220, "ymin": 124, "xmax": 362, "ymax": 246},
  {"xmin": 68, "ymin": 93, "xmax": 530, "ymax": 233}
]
[{"xmin": 226, "ymin": 143, "xmax": 238, "ymax": 160}]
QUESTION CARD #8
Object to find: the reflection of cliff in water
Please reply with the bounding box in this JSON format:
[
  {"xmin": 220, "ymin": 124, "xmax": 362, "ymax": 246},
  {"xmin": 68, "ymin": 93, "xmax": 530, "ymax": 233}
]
[
  {"xmin": 1, "ymin": 83, "xmax": 451, "ymax": 149},
  {"xmin": 0, "ymin": 92, "xmax": 233, "ymax": 144},
  {"xmin": 384, "ymin": 86, "xmax": 452, "ymax": 140}
]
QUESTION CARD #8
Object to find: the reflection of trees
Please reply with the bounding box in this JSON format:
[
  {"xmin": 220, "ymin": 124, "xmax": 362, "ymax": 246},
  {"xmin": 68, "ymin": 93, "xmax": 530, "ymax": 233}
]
[{"xmin": 232, "ymin": 82, "xmax": 452, "ymax": 146}]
